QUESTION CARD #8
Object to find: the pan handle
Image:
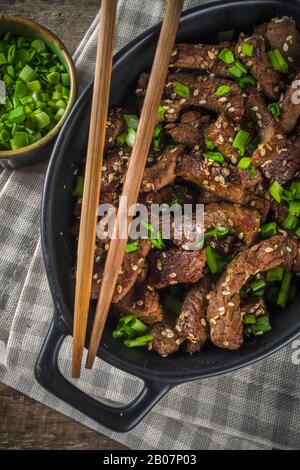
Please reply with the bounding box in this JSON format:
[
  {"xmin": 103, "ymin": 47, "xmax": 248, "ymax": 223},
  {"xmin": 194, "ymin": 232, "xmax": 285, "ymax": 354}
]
[{"xmin": 35, "ymin": 318, "xmax": 171, "ymax": 432}]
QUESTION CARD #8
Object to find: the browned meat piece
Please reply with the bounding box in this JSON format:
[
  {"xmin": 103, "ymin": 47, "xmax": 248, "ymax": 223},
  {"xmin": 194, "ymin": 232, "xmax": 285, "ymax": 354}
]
[
  {"xmin": 165, "ymin": 111, "xmax": 211, "ymax": 147},
  {"xmin": 241, "ymin": 297, "xmax": 269, "ymax": 335},
  {"xmin": 204, "ymin": 114, "xmax": 241, "ymax": 164},
  {"xmin": 292, "ymin": 243, "xmax": 300, "ymax": 274},
  {"xmin": 169, "ymin": 43, "xmax": 233, "ymax": 78},
  {"xmin": 115, "ymin": 283, "xmax": 163, "ymax": 324},
  {"xmin": 207, "ymin": 235, "xmax": 298, "ymax": 350},
  {"xmin": 149, "ymin": 316, "xmax": 182, "ymax": 357},
  {"xmin": 280, "ymin": 71, "xmax": 300, "ymax": 133},
  {"xmin": 204, "ymin": 202, "xmax": 261, "ymax": 247},
  {"xmin": 176, "ymin": 150, "xmax": 262, "ymax": 205},
  {"xmin": 246, "ymin": 91, "xmax": 280, "ymax": 142},
  {"xmin": 102, "ymin": 146, "xmax": 130, "ymax": 192},
  {"xmin": 267, "ymin": 17, "xmax": 300, "ymax": 64},
  {"xmin": 199, "ymin": 189, "xmax": 221, "ymax": 204},
  {"xmin": 165, "ymin": 72, "xmax": 245, "ymax": 122},
  {"xmin": 248, "ymin": 195, "xmax": 271, "ymax": 223},
  {"xmin": 270, "ymin": 199, "xmax": 289, "ymax": 225},
  {"xmin": 105, "ymin": 107, "xmax": 126, "ymax": 150},
  {"xmin": 91, "ymin": 240, "xmax": 151, "ymax": 301},
  {"xmin": 175, "ymin": 275, "xmax": 211, "ymax": 353},
  {"xmin": 141, "ymin": 145, "xmax": 184, "ymax": 192},
  {"xmin": 235, "ymin": 36, "xmax": 281, "ymax": 100},
  {"xmin": 148, "ymin": 248, "xmax": 206, "ymax": 289}
]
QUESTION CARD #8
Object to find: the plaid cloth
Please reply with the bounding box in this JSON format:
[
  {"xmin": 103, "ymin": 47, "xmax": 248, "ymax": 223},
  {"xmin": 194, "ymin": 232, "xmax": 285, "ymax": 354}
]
[{"xmin": 1, "ymin": 0, "xmax": 300, "ymax": 450}]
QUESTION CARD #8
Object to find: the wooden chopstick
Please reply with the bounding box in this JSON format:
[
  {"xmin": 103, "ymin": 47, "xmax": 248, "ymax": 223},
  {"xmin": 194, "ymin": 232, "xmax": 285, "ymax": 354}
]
[
  {"xmin": 86, "ymin": 0, "xmax": 184, "ymax": 369},
  {"xmin": 72, "ymin": 0, "xmax": 118, "ymax": 378}
]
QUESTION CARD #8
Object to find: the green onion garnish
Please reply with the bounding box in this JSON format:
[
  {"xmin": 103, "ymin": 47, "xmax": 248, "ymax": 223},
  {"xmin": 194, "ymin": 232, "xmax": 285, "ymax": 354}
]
[
  {"xmin": 205, "ymin": 226, "xmax": 229, "ymax": 241},
  {"xmin": 124, "ymin": 335, "xmax": 153, "ymax": 348},
  {"xmin": 217, "ymin": 30, "xmax": 235, "ymax": 42},
  {"xmin": 233, "ymin": 130, "xmax": 251, "ymax": 156},
  {"xmin": 237, "ymin": 75, "xmax": 256, "ymax": 89},
  {"xmin": 244, "ymin": 314, "xmax": 256, "ymax": 325},
  {"xmin": 163, "ymin": 295, "xmax": 182, "ymax": 316},
  {"xmin": 267, "ymin": 49, "xmax": 288, "ymax": 73},
  {"xmin": 158, "ymin": 105, "xmax": 167, "ymax": 119},
  {"xmin": 250, "ymin": 278, "xmax": 266, "ymax": 293},
  {"xmin": 290, "ymin": 180, "xmax": 300, "ymax": 200},
  {"xmin": 116, "ymin": 131, "xmax": 128, "ymax": 146},
  {"xmin": 203, "ymin": 151, "xmax": 225, "ymax": 164},
  {"xmin": 250, "ymin": 316, "xmax": 272, "ymax": 334},
  {"xmin": 289, "ymin": 201, "xmax": 300, "ymax": 215},
  {"xmin": 215, "ymin": 85, "xmax": 231, "ymax": 97},
  {"xmin": 268, "ymin": 102, "xmax": 281, "ymax": 117},
  {"xmin": 173, "ymin": 82, "xmax": 190, "ymax": 98},
  {"xmin": 267, "ymin": 267, "xmax": 284, "ymax": 283},
  {"xmin": 204, "ymin": 139, "xmax": 215, "ymax": 150},
  {"xmin": 277, "ymin": 272, "xmax": 293, "ymax": 308},
  {"xmin": 218, "ymin": 48, "xmax": 235, "ymax": 65},
  {"xmin": 142, "ymin": 222, "xmax": 166, "ymax": 250},
  {"xmin": 237, "ymin": 157, "xmax": 252, "ymax": 170},
  {"xmin": 206, "ymin": 246, "xmax": 218, "ymax": 274},
  {"xmin": 228, "ymin": 60, "xmax": 248, "ymax": 78},
  {"xmin": 124, "ymin": 114, "xmax": 139, "ymax": 129},
  {"xmin": 241, "ymin": 43, "xmax": 254, "ymax": 57},
  {"xmin": 295, "ymin": 227, "xmax": 300, "ymax": 239},
  {"xmin": 112, "ymin": 315, "xmax": 148, "ymax": 341},
  {"xmin": 126, "ymin": 127, "xmax": 136, "ymax": 147},
  {"xmin": 261, "ymin": 222, "xmax": 277, "ymax": 239},
  {"xmin": 72, "ymin": 175, "xmax": 84, "ymax": 196},
  {"xmin": 282, "ymin": 214, "xmax": 298, "ymax": 231},
  {"xmin": 269, "ymin": 181, "xmax": 284, "ymax": 203},
  {"xmin": 125, "ymin": 241, "xmax": 139, "ymax": 253}
]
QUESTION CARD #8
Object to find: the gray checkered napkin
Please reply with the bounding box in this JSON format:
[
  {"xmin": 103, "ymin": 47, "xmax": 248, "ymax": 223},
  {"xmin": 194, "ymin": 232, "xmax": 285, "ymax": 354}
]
[{"xmin": 1, "ymin": 0, "xmax": 300, "ymax": 450}]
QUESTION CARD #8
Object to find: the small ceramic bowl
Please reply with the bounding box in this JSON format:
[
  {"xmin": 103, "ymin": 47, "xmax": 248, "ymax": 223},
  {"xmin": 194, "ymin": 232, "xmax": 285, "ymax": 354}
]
[{"xmin": 0, "ymin": 14, "xmax": 77, "ymax": 168}]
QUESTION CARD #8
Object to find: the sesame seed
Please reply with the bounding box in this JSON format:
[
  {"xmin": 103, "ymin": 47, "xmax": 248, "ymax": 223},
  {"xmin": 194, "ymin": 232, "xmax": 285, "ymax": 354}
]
[
  {"xmin": 218, "ymin": 307, "xmax": 225, "ymax": 312},
  {"xmin": 116, "ymin": 285, "xmax": 123, "ymax": 293},
  {"xmin": 283, "ymin": 43, "xmax": 289, "ymax": 52},
  {"xmin": 136, "ymin": 300, "xmax": 144, "ymax": 306},
  {"xmin": 193, "ymin": 89, "xmax": 199, "ymax": 97},
  {"xmin": 157, "ymin": 260, "xmax": 162, "ymax": 270},
  {"xmin": 265, "ymin": 247, "xmax": 274, "ymax": 253},
  {"xmin": 199, "ymin": 100, "xmax": 207, "ymax": 105}
]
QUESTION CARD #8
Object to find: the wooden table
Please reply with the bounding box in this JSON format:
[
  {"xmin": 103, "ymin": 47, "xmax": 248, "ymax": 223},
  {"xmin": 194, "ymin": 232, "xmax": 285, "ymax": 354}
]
[{"xmin": 0, "ymin": 0, "xmax": 126, "ymax": 450}]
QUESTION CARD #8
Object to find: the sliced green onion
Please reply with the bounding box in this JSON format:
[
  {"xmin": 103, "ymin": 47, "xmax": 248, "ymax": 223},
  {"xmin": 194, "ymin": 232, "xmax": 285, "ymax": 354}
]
[
  {"xmin": 290, "ymin": 180, "xmax": 300, "ymax": 200},
  {"xmin": 261, "ymin": 222, "xmax": 277, "ymax": 239},
  {"xmin": 72, "ymin": 175, "xmax": 84, "ymax": 196},
  {"xmin": 10, "ymin": 131, "xmax": 29, "ymax": 149},
  {"xmin": 163, "ymin": 295, "xmax": 182, "ymax": 316},
  {"xmin": 268, "ymin": 102, "xmax": 281, "ymax": 117},
  {"xmin": 215, "ymin": 85, "xmax": 231, "ymax": 97},
  {"xmin": 295, "ymin": 227, "xmax": 300, "ymax": 239},
  {"xmin": 173, "ymin": 82, "xmax": 190, "ymax": 98},
  {"xmin": 124, "ymin": 114, "xmax": 139, "ymax": 129},
  {"xmin": 112, "ymin": 315, "xmax": 148, "ymax": 340},
  {"xmin": 269, "ymin": 181, "xmax": 284, "ymax": 203},
  {"xmin": 250, "ymin": 278, "xmax": 266, "ymax": 293},
  {"xmin": 47, "ymin": 72, "xmax": 60, "ymax": 84},
  {"xmin": 9, "ymin": 106, "xmax": 25, "ymax": 124},
  {"xmin": 277, "ymin": 272, "xmax": 292, "ymax": 308},
  {"xmin": 267, "ymin": 267, "xmax": 284, "ymax": 283},
  {"xmin": 158, "ymin": 105, "xmax": 167, "ymax": 119},
  {"xmin": 241, "ymin": 43, "xmax": 254, "ymax": 57},
  {"xmin": 203, "ymin": 151, "xmax": 225, "ymax": 164},
  {"xmin": 218, "ymin": 48, "xmax": 235, "ymax": 65},
  {"xmin": 19, "ymin": 64, "xmax": 37, "ymax": 82},
  {"xmin": 237, "ymin": 157, "xmax": 252, "ymax": 170},
  {"xmin": 267, "ymin": 49, "xmax": 288, "ymax": 73},
  {"xmin": 126, "ymin": 127, "xmax": 136, "ymax": 147},
  {"xmin": 228, "ymin": 60, "xmax": 248, "ymax": 78},
  {"xmin": 233, "ymin": 130, "xmax": 251, "ymax": 156},
  {"xmin": 204, "ymin": 139, "xmax": 215, "ymax": 150},
  {"xmin": 14, "ymin": 80, "xmax": 28, "ymax": 98},
  {"xmin": 244, "ymin": 314, "xmax": 256, "ymax": 325},
  {"xmin": 30, "ymin": 110, "xmax": 51, "ymax": 129},
  {"xmin": 250, "ymin": 316, "xmax": 272, "ymax": 334},
  {"xmin": 238, "ymin": 75, "xmax": 257, "ymax": 89},
  {"xmin": 151, "ymin": 230, "xmax": 166, "ymax": 250},
  {"xmin": 125, "ymin": 241, "xmax": 139, "ymax": 253},
  {"xmin": 31, "ymin": 39, "xmax": 46, "ymax": 52},
  {"xmin": 217, "ymin": 30, "xmax": 235, "ymax": 42},
  {"xmin": 206, "ymin": 246, "xmax": 218, "ymax": 274},
  {"xmin": 289, "ymin": 201, "xmax": 300, "ymax": 215},
  {"xmin": 116, "ymin": 131, "xmax": 128, "ymax": 146},
  {"xmin": 124, "ymin": 335, "xmax": 153, "ymax": 348},
  {"xmin": 282, "ymin": 214, "xmax": 298, "ymax": 231},
  {"xmin": 205, "ymin": 226, "xmax": 229, "ymax": 241}
]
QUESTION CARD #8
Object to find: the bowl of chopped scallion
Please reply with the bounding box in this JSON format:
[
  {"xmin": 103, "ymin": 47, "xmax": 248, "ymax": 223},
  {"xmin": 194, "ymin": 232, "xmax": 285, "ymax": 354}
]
[{"xmin": 0, "ymin": 15, "xmax": 77, "ymax": 167}]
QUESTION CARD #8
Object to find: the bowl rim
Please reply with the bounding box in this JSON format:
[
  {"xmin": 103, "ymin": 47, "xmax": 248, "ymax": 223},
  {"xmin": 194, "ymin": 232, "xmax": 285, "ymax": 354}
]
[{"xmin": 0, "ymin": 14, "xmax": 77, "ymax": 159}]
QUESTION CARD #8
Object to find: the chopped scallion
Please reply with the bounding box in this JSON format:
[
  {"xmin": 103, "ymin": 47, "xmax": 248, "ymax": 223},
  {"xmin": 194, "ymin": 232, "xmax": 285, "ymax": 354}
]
[
  {"xmin": 277, "ymin": 272, "xmax": 292, "ymax": 308},
  {"xmin": 268, "ymin": 102, "xmax": 281, "ymax": 117},
  {"xmin": 218, "ymin": 48, "xmax": 235, "ymax": 65},
  {"xmin": 269, "ymin": 181, "xmax": 283, "ymax": 203},
  {"xmin": 261, "ymin": 222, "xmax": 277, "ymax": 239},
  {"xmin": 268, "ymin": 49, "xmax": 288, "ymax": 73},
  {"xmin": 203, "ymin": 151, "xmax": 225, "ymax": 164},
  {"xmin": 233, "ymin": 130, "xmax": 251, "ymax": 156},
  {"xmin": 215, "ymin": 85, "xmax": 231, "ymax": 97},
  {"xmin": 173, "ymin": 82, "xmax": 190, "ymax": 98},
  {"xmin": 206, "ymin": 246, "xmax": 218, "ymax": 274}
]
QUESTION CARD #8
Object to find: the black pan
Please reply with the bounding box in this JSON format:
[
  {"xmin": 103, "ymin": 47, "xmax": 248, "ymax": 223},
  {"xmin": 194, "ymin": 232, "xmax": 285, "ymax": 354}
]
[{"xmin": 35, "ymin": 0, "xmax": 300, "ymax": 432}]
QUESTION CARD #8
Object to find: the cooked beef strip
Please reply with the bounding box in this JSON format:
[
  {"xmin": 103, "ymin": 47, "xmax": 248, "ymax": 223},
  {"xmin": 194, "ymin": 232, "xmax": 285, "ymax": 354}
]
[
  {"xmin": 204, "ymin": 114, "xmax": 241, "ymax": 164},
  {"xmin": 141, "ymin": 145, "xmax": 184, "ymax": 192},
  {"xmin": 169, "ymin": 43, "xmax": 234, "ymax": 78},
  {"xmin": 248, "ymin": 195, "xmax": 271, "ymax": 223},
  {"xmin": 165, "ymin": 111, "xmax": 211, "ymax": 147},
  {"xmin": 105, "ymin": 107, "xmax": 126, "ymax": 150},
  {"xmin": 204, "ymin": 202, "xmax": 261, "ymax": 247},
  {"xmin": 207, "ymin": 235, "xmax": 298, "ymax": 350},
  {"xmin": 246, "ymin": 91, "xmax": 280, "ymax": 142},
  {"xmin": 267, "ymin": 17, "xmax": 300, "ymax": 64},
  {"xmin": 199, "ymin": 188, "xmax": 222, "ymax": 204},
  {"xmin": 176, "ymin": 149, "xmax": 262, "ymax": 205},
  {"xmin": 91, "ymin": 240, "xmax": 151, "ymax": 301},
  {"xmin": 270, "ymin": 199, "xmax": 289, "ymax": 225},
  {"xmin": 280, "ymin": 71, "xmax": 300, "ymax": 133},
  {"xmin": 115, "ymin": 283, "xmax": 163, "ymax": 324},
  {"xmin": 165, "ymin": 72, "xmax": 245, "ymax": 122},
  {"xmin": 102, "ymin": 146, "xmax": 130, "ymax": 193},
  {"xmin": 148, "ymin": 248, "xmax": 206, "ymax": 289},
  {"xmin": 175, "ymin": 275, "xmax": 211, "ymax": 353},
  {"xmin": 149, "ymin": 315, "xmax": 182, "ymax": 357},
  {"xmin": 235, "ymin": 35, "xmax": 281, "ymax": 100}
]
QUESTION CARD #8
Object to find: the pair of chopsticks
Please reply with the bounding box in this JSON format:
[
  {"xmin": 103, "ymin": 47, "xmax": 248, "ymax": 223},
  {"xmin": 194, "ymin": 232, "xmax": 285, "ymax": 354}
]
[{"xmin": 72, "ymin": 0, "xmax": 184, "ymax": 378}]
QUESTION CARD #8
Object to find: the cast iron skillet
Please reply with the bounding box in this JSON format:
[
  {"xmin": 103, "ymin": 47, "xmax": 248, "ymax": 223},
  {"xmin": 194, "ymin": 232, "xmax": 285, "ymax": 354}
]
[{"xmin": 35, "ymin": 0, "xmax": 300, "ymax": 432}]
